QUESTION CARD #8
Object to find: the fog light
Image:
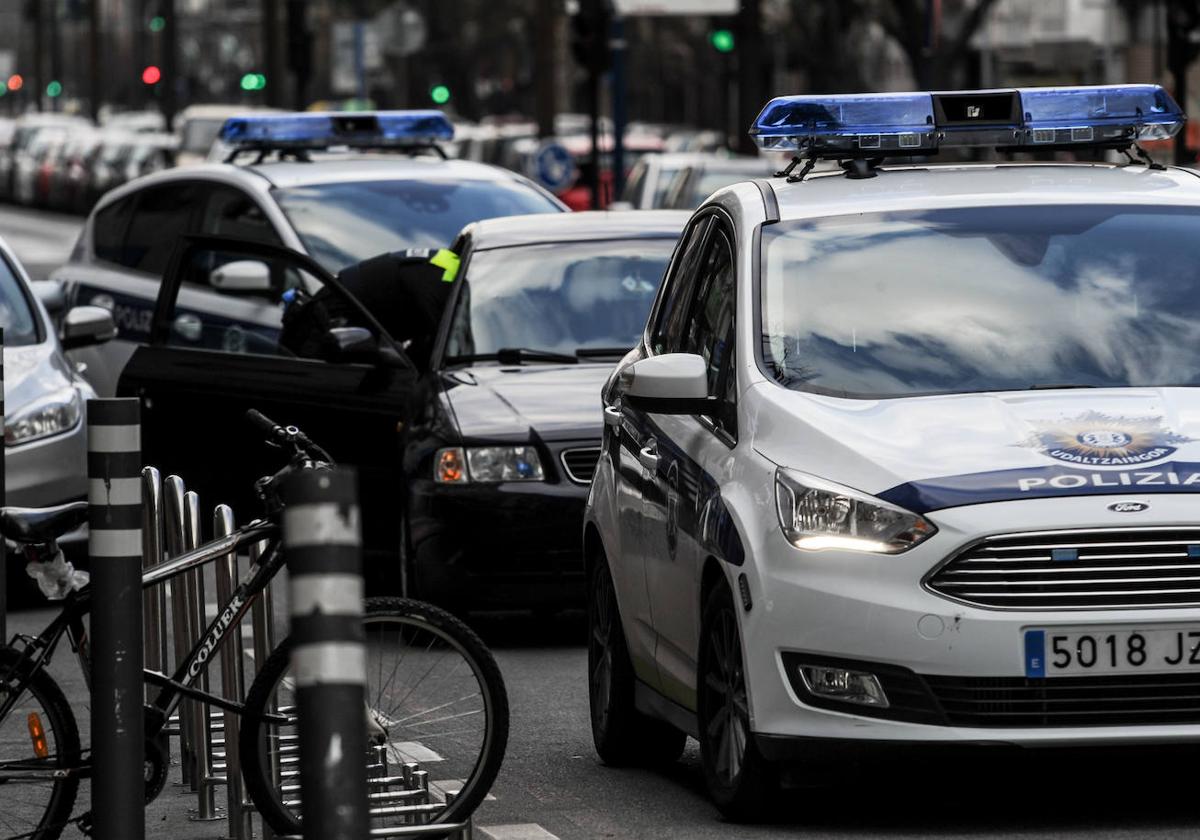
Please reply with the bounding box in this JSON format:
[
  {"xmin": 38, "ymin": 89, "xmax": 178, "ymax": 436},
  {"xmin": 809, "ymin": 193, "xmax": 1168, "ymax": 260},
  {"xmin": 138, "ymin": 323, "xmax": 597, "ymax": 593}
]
[{"xmin": 798, "ymin": 665, "xmax": 889, "ymax": 708}]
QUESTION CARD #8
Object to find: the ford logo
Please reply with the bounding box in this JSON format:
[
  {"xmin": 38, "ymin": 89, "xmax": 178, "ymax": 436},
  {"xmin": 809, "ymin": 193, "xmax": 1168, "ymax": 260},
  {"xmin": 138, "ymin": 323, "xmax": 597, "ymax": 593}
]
[{"xmin": 1107, "ymin": 501, "xmax": 1150, "ymax": 513}]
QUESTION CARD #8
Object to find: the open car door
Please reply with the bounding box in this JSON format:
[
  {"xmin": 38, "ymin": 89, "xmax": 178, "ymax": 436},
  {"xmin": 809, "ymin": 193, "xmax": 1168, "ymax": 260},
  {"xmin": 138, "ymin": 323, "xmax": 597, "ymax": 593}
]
[{"xmin": 117, "ymin": 235, "xmax": 421, "ymax": 590}]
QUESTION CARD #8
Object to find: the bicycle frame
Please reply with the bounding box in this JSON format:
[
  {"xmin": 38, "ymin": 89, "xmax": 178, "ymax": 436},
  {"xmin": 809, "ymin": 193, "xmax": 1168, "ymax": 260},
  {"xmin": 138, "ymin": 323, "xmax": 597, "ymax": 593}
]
[{"xmin": 0, "ymin": 517, "xmax": 288, "ymax": 782}]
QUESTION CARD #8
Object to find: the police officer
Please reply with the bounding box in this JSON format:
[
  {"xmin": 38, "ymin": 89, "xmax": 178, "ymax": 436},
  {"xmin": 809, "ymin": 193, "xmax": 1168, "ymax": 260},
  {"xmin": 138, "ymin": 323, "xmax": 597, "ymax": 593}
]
[{"xmin": 280, "ymin": 247, "xmax": 460, "ymax": 368}]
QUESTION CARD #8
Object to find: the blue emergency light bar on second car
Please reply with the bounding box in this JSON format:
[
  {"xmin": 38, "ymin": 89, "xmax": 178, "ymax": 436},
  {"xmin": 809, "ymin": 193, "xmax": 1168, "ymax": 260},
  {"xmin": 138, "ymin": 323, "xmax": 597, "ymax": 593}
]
[
  {"xmin": 219, "ymin": 110, "xmax": 455, "ymax": 152},
  {"xmin": 750, "ymin": 84, "xmax": 1184, "ymax": 157}
]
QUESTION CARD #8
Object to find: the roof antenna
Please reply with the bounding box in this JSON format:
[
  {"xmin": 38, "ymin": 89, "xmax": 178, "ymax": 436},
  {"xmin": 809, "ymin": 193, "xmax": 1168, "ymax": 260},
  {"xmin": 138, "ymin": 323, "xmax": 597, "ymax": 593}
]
[
  {"xmin": 775, "ymin": 154, "xmax": 818, "ymax": 183},
  {"xmin": 1130, "ymin": 142, "xmax": 1166, "ymax": 170}
]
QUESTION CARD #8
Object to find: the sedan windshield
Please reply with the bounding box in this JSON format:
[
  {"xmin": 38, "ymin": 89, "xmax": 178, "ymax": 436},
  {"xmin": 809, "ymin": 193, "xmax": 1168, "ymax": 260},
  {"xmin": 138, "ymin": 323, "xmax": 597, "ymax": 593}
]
[
  {"xmin": 761, "ymin": 205, "xmax": 1200, "ymax": 397},
  {"xmin": 446, "ymin": 238, "xmax": 675, "ymax": 360},
  {"xmin": 273, "ymin": 179, "xmax": 563, "ymax": 272}
]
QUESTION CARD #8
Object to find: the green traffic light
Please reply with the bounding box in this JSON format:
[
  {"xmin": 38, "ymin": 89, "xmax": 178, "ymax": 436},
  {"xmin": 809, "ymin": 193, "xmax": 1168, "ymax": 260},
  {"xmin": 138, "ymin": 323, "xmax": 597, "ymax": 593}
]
[
  {"xmin": 149, "ymin": 15, "xmax": 165, "ymax": 32},
  {"xmin": 240, "ymin": 72, "xmax": 266, "ymax": 92},
  {"xmin": 46, "ymin": 80, "xmax": 62, "ymax": 98},
  {"xmin": 710, "ymin": 29, "xmax": 735, "ymax": 53},
  {"xmin": 0, "ymin": 83, "xmax": 6, "ymax": 98},
  {"xmin": 430, "ymin": 84, "xmax": 451, "ymax": 105}
]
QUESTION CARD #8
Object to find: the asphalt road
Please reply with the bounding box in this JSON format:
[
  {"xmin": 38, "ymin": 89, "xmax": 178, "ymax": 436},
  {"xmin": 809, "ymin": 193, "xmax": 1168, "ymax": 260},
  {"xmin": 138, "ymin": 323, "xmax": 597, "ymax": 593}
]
[{"xmin": 0, "ymin": 202, "xmax": 1198, "ymax": 839}]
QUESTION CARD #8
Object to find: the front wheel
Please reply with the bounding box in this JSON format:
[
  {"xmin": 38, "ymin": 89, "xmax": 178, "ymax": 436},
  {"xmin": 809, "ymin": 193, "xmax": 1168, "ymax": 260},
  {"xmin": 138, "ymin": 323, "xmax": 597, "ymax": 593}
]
[
  {"xmin": 0, "ymin": 647, "xmax": 81, "ymax": 840},
  {"xmin": 240, "ymin": 597, "xmax": 509, "ymax": 835}
]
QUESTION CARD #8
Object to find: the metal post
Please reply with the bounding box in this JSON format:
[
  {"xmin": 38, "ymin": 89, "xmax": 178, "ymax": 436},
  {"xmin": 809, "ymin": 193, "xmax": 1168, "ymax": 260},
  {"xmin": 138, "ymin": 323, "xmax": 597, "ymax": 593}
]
[
  {"xmin": 282, "ymin": 467, "xmax": 369, "ymax": 840},
  {"xmin": 609, "ymin": 14, "xmax": 627, "ymax": 202},
  {"xmin": 88, "ymin": 398, "xmax": 145, "ymax": 840},
  {"xmin": 214, "ymin": 504, "xmax": 252, "ymax": 840},
  {"xmin": 164, "ymin": 475, "xmax": 195, "ymax": 786},
  {"xmin": 142, "ymin": 467, "xmax": 164, "ymax": 703},
  {"xmin": 0, "ymin": 328, "xmax": 6, "ymax": 646},
  {"xmin": 248, "ymin": 538, "xmax": 276, "ymax": 840},
  {"xmin": 185, "ymin": 490, "xmax": 220, "ymax": 821}
]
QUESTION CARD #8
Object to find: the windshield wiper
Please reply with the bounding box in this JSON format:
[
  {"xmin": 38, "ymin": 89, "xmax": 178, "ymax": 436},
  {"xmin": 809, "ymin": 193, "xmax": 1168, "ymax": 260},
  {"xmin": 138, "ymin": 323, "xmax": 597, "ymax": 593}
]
[
  {"xmin": 447, "ymin": 347, "xmax": 579, "ymax": 365},
  {"xmin": 1028, "ymin": 383, "xmax": 1097, "ymax": 390},
  {"xmin": 575, "ymin": 347, "xmax": 632, "ymax": 359}
]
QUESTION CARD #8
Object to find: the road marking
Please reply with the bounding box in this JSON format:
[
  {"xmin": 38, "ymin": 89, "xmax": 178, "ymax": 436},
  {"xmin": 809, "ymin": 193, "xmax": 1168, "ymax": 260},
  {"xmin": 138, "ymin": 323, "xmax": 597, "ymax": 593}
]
[
  {"xmin": 431, "ymin": 778, "xmax": 497, "ymax": 802},
  {"xmin": 476, "ymin": 825, "xmax": 559, "ymax": 840},
  {"xmin": 388, "ymin": 741, "xmax": 444, "ymax": 763}
]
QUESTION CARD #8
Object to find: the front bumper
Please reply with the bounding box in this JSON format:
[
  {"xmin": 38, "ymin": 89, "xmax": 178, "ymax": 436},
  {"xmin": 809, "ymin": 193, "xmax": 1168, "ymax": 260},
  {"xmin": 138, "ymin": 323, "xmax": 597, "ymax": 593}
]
[
  {"xmin": 409, "ymin": 478, "xmax": 588, "ymax": 609},
  {"xmin": 742, "ymin": 493, "xmax": 1200, "ymax": 747}
]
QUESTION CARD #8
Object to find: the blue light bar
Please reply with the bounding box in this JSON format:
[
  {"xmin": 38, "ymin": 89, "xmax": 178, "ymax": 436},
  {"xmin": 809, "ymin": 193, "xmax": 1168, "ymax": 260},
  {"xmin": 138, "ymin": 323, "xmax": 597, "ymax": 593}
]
[
  {"xmin": 219, "ymin": 110, "xmax": 454, "ymax": 151},
  {"xmin": 750, "ymin": 85, "xmax": 1184, "ymax": 156}
]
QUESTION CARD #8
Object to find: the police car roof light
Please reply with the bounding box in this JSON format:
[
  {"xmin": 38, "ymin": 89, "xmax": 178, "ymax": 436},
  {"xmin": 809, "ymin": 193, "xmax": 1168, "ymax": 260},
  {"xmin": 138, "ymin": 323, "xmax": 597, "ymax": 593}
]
[
  {"xmin": 750, "ymin": 84, "xmax": 1184, "ymax": 156},
  {"xmin": 219, "ymin": 110, "xmax": 455, "ymax": 151}
]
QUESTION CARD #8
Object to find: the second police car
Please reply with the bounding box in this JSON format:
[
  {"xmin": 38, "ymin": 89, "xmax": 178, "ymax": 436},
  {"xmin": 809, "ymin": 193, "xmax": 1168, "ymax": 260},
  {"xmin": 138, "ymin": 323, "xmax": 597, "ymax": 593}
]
[
  {"xmin": 50, "ymin": 111, "xmax": 567, "ymax": 395},
  {"xmin": 584, "ymin": 84, "xmax": 1200, "ymax": 815}
]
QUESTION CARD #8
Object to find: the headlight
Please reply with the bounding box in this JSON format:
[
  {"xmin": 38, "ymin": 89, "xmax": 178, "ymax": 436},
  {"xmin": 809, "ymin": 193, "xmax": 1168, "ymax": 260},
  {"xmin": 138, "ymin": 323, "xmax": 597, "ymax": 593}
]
[
  {"xmin": 774, "ymin": 469, "xmax": 935, "ymax": 553},
  {"xmin": 434, "ymin": 446, "xmax": 544, "ymax": 483},
  {"xmin": 6, "ymin": 387, "xmax": 82, "ymax": 447}
]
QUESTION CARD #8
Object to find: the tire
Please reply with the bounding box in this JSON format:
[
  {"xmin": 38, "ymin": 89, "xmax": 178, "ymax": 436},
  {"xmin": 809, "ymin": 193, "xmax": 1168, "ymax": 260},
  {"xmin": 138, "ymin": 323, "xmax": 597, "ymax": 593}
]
[
  {"xmin": 0, "ymin": 646, "xmax": 82, "ymax": 840},
  {"xmin": 240, "ymin": 597, "xmax": 509, "ymax": 835},
  {"xmin": 588, "ymin": 553, "xmax": 687, "ymax": 767},
  {"xmin": 697, "ymin": 583, "xmax": 778, "ymax": 820}
]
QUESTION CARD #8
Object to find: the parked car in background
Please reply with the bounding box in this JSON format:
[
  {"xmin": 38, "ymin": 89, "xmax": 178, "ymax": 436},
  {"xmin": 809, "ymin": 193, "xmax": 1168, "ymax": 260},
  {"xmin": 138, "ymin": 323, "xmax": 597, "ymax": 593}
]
[
  {"xmin": 176, "ymin": 104, "xmax": 282, "ymax": 166},
  {"xmin": 45, "ymin": 129, "xmax": 103, "ymax": 212},
  {"xmin": 0, "ymin": 114, "xmax": 91, "ymax": 202},
  {"xmin": 615, "ymin": 153, "xmax": 715, "ymax": 210},
  {"xmin": 14, "ymin": 126, "xmax": 70, "ymax": 206},
  {"xmin": 659, "ymin": 155, "xmax": 778, "ymax": 210},
  {"xmin": 85, "ymin": 131, "xmax": 135, "ymax": 210},
  {"xmin": 122, "ymin": 133, "xmax": 178, "ymax": 184}
]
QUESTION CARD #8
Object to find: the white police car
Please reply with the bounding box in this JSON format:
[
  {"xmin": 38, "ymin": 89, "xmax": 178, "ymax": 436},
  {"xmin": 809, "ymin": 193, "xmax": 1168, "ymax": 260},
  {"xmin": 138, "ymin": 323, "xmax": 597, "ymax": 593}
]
[
  {"xmin": 583, "ymin": 84, "xmax": 1200, "ymax": 816},
  {"xmin": 49, "ymin": 111, "xmax": 566, "ymax": 395}
]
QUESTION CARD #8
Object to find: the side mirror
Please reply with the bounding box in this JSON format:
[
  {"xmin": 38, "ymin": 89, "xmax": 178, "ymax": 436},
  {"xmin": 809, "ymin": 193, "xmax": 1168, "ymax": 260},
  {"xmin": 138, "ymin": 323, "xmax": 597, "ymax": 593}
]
[
  {"xmin": 60, "ymin": 305, "xmax": 116, "ymax": 351},
  {"xmin": 30, "ymin": 280, "xmax": 66, "ymax": 314},
  {"xmin": 328, "ymin": 326, "xmax": 378, "ymax": 360},
  {"xmin": 619, "ymin": 352, "xmax": 717, "ymax": 415},
  {"xmin": 209, "ymin": 260, "xmax": 272, "ymax": 294}
]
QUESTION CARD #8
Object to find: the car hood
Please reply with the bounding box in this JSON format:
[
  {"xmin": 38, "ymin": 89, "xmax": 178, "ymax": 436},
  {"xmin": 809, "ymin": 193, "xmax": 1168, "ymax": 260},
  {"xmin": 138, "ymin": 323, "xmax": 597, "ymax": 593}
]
[
  {"xmin": 750, "ymin": 384, "xmax": 1200, "ymax": 513},
  {"xmin": 5, "ymin": 342, "xmax": 75, "ymax": 414},
  {"xmin": 441, "ymin": 363, "xmax": 614, "ymax": 441}
]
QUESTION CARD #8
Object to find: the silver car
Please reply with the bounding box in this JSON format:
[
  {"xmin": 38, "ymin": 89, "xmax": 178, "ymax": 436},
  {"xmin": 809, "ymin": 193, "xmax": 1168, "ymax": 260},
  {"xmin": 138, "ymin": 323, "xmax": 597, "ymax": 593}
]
[{"xmin": 0, "ymin": 236, "xmax": 114, "ymax": 522}]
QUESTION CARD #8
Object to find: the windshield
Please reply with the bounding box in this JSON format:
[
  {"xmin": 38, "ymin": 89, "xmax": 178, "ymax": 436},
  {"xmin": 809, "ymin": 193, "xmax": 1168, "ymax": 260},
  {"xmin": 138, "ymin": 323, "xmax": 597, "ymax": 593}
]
[
  {"xmin": 761, "ymin": 205, "xmax": 1200, "ymax": 397},
  {"xmin": 0, "ymin": 254, "xmax": 40, "ymax": 346},
  {"xmin": 445, "ymin": 238, "xmax": 675, "ymax": 359},
  {"xmin": 273, "ymin": 179, "xmax": 563, "ymax": 273}
]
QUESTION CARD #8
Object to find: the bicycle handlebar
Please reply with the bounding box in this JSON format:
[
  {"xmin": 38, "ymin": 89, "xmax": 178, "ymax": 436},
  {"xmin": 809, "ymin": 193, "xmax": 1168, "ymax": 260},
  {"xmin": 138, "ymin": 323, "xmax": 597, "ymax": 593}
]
[{"xmin": 245, "ymin": 408, "xmax": 281, "ymax": 440}]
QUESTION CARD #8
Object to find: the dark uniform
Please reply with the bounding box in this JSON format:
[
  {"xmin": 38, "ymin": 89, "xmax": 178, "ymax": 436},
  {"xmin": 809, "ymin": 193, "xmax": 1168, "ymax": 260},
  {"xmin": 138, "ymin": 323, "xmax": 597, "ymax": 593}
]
[{"xmin": 280, "ymin": 248, "xmax": 459, "ymax": 368}]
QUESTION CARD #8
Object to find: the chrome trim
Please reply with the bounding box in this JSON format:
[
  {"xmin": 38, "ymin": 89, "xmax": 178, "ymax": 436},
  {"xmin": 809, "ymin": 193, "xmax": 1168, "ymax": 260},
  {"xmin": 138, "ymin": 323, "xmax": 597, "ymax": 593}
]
[
  {"xmin": 923, "ymin": 526, "xmax": 1200, "ymax": 611},
  {"xmin": 559, "ymin": 446, "xmax": 602, "ymax": 485}
]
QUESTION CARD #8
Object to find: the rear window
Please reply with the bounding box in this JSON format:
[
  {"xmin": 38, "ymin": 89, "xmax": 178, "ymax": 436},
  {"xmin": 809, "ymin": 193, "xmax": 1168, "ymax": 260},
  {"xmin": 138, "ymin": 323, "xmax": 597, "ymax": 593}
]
[{"xmin": 274, "ymin": 178, "xmax": 563, "ymax": 272}]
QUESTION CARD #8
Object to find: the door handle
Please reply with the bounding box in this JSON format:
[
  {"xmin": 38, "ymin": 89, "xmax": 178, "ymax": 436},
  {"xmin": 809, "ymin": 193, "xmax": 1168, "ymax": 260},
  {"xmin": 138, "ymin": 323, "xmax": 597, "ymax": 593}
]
[
  {"xmin": 173, "ymin": 313, "xmax": 202, "ymax": 342},
  {"xmin": 638, "ymin": 443, "xmax": 659, "ymax": 472},
  {"xmin": 604, "ymin": 404, "xmax": 623, "ymax": 427}
]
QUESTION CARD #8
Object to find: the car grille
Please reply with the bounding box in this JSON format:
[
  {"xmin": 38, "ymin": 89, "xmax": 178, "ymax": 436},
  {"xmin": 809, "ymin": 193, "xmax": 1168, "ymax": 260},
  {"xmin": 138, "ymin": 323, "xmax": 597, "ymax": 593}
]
[
  {"xmin": 923, "ymin": 673, "xmax": 1200, "ymax": 727},
  {"xmin": 926, "ymin": 528, "xmax": 1200, "ymax": 610},
  {"xmin": 559, "ymin": 447, "xmax": 601, "ymax": 484}
]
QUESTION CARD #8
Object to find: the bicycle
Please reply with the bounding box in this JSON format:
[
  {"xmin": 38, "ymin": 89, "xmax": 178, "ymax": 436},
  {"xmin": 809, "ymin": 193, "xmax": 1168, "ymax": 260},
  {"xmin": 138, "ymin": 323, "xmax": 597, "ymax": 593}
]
[{"xmin": 0, "ymin": 409, "xmax": 509, "ymax": 840}]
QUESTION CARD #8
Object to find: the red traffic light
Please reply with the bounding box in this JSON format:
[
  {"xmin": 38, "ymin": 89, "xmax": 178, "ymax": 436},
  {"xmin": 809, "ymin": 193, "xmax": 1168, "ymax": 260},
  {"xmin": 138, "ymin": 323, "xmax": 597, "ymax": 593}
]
[
  {"xmin": 6, "ymin": 74, "xmax": 23, "ymax": 91},
  {"xmin": 142, "ymin": 65, "xmax": 162, "ymax": 85}
]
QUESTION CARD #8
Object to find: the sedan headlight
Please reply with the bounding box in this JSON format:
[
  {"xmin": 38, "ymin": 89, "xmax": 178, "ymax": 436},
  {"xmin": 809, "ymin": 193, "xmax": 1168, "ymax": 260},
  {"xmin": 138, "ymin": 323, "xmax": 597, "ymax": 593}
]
[
  {"xmin": 774, "ymin": 469, "xmax": 935, "ymax": 553},
  {"xmin": 434, "ymin": 446, "xmax": 544, "ymax": 483},
  {"xmin": 6, "ymin": 387, "xmax": 82, "ymax": 447}
]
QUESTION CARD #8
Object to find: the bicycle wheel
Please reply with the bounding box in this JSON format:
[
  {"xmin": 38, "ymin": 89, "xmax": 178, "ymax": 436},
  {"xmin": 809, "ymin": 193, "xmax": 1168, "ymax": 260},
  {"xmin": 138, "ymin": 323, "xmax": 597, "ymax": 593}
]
[
  {"xmin": 0, "ymin": 647, "xmax": 81, "ymax": 840},
  {"xmin": 241, "ymin": 596, "xmax": 509, "ymax": 835}
]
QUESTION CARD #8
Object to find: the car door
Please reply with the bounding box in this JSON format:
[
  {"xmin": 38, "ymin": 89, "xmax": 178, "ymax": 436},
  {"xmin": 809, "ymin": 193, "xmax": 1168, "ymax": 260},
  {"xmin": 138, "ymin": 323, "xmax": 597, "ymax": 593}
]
[
  {"xmin": 640, "ymin": 219, "xmax": 738, "ymax": 710},
  {"xmin": 609, "ymin": 216, "xmax": 712, "ymax": 689},
  {"xmin": 117, "ymin": 236, "xmax": 421, "ymax": 591}
]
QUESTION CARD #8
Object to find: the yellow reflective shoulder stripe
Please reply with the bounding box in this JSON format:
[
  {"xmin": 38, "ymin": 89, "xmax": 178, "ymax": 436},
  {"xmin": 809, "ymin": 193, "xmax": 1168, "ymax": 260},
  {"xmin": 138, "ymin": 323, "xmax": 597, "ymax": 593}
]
[{"xmin": 429, "ymin": 249, "xmax": 460, "ymax": 282}]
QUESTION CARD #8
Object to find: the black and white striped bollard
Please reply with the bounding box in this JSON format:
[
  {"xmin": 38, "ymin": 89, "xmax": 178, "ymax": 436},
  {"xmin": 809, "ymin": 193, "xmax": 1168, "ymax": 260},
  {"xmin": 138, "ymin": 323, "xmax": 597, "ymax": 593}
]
[
  {"xmin": 88, "ymin": 398, "xmax": 145, "ymax": 840},
  {"xmin": 0, "ymin": 327, "xmax": 7, "ymax": 644},
  {"xmin": 282, "ymin": 467, "xmax": 369, "ymax": 840}
]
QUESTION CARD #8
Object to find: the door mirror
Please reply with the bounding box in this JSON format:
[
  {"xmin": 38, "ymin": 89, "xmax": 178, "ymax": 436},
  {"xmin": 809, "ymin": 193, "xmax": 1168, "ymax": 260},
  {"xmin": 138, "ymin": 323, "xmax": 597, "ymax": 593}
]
[
  {"xmin": 60, "ymin": 305, "xmax": 117, "ymax": 350},
  {"xmin": 30, "ymin": 280, "xmax": 66, "ymax": 313},
  {"xmin": 619, "ymin": 352, "xmax": 717, "ymax": 414},
  {"xmin": 328, "ymin": 326, "xmax": 378, "ymax": 360},
  {"xmin": 209, "ymin": 259, "xmax": 272, "ymax": 294}
]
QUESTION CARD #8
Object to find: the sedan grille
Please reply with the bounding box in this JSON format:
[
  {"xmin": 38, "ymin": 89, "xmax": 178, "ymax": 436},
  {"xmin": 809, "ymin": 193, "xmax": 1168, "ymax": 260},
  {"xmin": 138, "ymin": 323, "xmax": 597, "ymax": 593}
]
[
  {"xmin": 923, "ymin": 672, "xmax": 1200, "ymax": 727},
  {"xmin": 926, "ymin": 528, "xmax": 1200, "ymax": 610},
  {"xmin": 560, "ymin": 447, "xmax": 601, "ymax": 484}
]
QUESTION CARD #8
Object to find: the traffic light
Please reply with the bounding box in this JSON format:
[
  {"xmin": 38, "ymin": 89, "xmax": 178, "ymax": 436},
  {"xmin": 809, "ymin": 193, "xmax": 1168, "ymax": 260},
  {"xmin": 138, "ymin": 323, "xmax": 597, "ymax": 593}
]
[
  {"xmin": 710, "ymin": 28, "xmax": 735, "ymax": 53},
  {"xmin": 6, "ymin": 74, "xmax": 22, "ymax": 92},
  {"xmin": 430, "ymin": 84, "xmax": 450, "ymax": 105},
  {"xmin": 46, "ymin": 80, "xmax": 62, "ymax": 98},
  {"xmin": 142, "ymin": 65, "xmax": 162, "ymax": 85},
  {"xmin": 570, "ymin": 0, "xmax": 611, "ymax": 74},
  {"xmin": 149, "ymin": 15, "xmax": 165, "ymax": 32},
  {"xmin": 240, "ymin": 73, "xmax": 267, "ymax": 92}
]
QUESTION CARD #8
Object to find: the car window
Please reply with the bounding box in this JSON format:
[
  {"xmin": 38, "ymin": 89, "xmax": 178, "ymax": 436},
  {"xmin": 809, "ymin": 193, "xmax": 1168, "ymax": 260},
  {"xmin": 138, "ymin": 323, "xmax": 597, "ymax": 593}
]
[
  {"xmin": 680, "ymin": 228, "xmax": 737, "ymax": 433},
  {"xmin": 272, "ymin": 179, "xmax": 564, "ymax": 273},
  {"xmin": 621, "ymin": 161, "xmax": 647, "ymax": 205},
  {"xmin": 121, "ymin": 182, "xmax": 204, "ymax": 276},
  {"xmin": 651, "ymin": 216, "xmax": 711, "ymax": 354},
  {"xmin": 92, "ymin": 194, "xmax": 135, "ymax": 265},
  {"xmin": 199, "ymin": 186, "xmax": 282, "ymax": 246},
  {"xmin": 0, "ymin": 253, "xmax": 41, "ymax": 347}
]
